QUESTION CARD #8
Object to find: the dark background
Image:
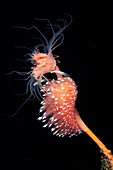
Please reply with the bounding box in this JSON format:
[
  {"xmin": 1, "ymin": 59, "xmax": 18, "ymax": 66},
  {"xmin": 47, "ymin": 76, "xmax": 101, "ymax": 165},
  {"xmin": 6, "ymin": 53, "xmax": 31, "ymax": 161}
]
[{"xmin": 0, "ymin": 0, "xmax": 113, "ymax": 169}]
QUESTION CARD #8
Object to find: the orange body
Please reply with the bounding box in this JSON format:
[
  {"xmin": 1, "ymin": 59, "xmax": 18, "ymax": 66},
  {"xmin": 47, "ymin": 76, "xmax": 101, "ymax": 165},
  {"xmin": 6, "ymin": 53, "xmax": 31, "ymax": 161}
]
[
  {"xmin": 38, "ymin": 77, "xmax": 82, "ymax": 137},
  {"xmin": 32, "ymin": 52, "xmax": 56, "ymax": 80}
]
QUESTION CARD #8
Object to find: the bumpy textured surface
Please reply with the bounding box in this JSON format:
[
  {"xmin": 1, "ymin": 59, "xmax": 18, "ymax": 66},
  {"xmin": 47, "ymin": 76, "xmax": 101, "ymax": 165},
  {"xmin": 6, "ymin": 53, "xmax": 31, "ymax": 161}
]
[
  {"xmin": 38, "ymin": 77, "xmax": 82, "ymax": 137},
  {"xmin": 101, "ymin": 152, "xmax": 113, "ymax": 170}
]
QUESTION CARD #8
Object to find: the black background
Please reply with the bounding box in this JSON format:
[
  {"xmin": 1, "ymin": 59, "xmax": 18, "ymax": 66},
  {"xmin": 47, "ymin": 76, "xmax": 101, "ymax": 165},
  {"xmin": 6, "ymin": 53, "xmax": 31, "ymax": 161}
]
[{"xmin": 0, "ymin": 0, "xmax": 113, "ymax": 169}]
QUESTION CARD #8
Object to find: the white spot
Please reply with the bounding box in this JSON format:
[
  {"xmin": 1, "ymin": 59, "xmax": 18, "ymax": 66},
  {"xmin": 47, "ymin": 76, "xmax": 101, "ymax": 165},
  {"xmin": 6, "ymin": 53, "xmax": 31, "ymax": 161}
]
[
  {"xmin": 54, "ymin": 122, "xmax": 57, "ymax": 125},
  {"xmin": 58, "ymin": 112, "xmax": 61, "ymax": 114},
  {"xmin": 33, "ymin": 82, "xmax": 38, "ymax": 86},
  {"xmin": 58, "ymin": 134, "xmax": 62, "ymax": 137},
  {"xmin": 62, "ymin": 86, "xmax": 64, "ymax": 90},
  {"xmin": 43, "ymin": 112, "xmax": 46, "ymax": 116},
  {"xmin": 41, "ymin": 101, "xmax": 45, "ymax": 105},
  {"xmin": 56, "ymin": 107, "xmax": 59, "ymax": 110},
  {"xmin": 51, "ymin": 79, "xmax": 54, "ymax": 82},
  {"xmin": 47, "ymin": 92, "xmax": 51, "ymax": 94},
  {"xmin": 51, "ymin": 128, "xmax": 55, "ymax": 132},
  {"xmin": 42, "ymin": 119, "xmax": 46, "ymax": 122},
  {"xmin": 53, "ymin": 131, "xmax": 58, "ymax": 135},
  {"xmin": 55, "ymin": 98, "xmax": 58, "ymax": 100},
  {"xmin": 42, "ymin": 94, "xmax": 46, "ymax": 97},
  {"xmin": 50, "ymin": 117, "xmax": 54, "ymax": 121},
  {"xmin": 48, "ymin": 124, "xmax": 52, "ymax": 128},
  {"xmin": 56, "ymin": 133, "xmax": 59, "ymax": 136},
  {"xmin": 43, "ymin": 124, "xmax": 48, "ymax": 128},
  {"xmin": 37, "ymin": 117, "xmax": 42, "ymax": 120},
  {"xmin": 39, "ymin": 106, "xmax": 44, "ymax": 113},
  {"xmin": 42, "ymin": 116, "xmax": 46, "ymax": 119}
]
